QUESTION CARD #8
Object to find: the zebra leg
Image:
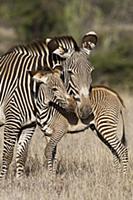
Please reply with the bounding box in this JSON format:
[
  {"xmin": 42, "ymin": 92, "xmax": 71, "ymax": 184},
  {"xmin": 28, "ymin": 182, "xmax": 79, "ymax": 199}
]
[
  {"xmin": 91, "ymin": 124, "xmax": 128, "ymax": 173},
  {"xmin": 113, "ymin": 154, "xmax": 121, "ymax": 172},
  {"xmin": 45, "ymin": 139, "xmax": 58, "ymax": 176},
  {"xmin": 44, "ymin": 136, "xmax": 58, "ymax": 174},
  {"xmin": 104, "ymin": 133, "xmax": 128, "ymax": 173},
  {"xmin": 0, "ymin": 124, "xmax": 20, "ymax": 179},
  {"xmin": 118, "ymin": 145, "xmax": 128, "ymax": 174},
  {"xmin": 16, "ymin": 125, "xmax": 36, "ymax": 178},
  {"xmin": 45, "ymin": 123, "xmax": 67, "ymax": 176},
  {"xmin": 113, "ymin": 146, "xmax": 128, "ymax": 174}
]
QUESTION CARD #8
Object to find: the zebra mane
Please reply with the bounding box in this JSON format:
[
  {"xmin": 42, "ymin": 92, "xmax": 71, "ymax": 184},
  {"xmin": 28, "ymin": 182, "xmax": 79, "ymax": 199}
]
[
  {"xmin": 48, "ymin": 36, "xmax": 80, "ymax": 52},
  {"xmin": 0, "ymin": 39, "xmax": 47, "ymax": 56},
  {"xmin": 91, "ymin": 85, "xmax": 125, "ymax": 108},
  {"xmin": 1, "ymin": 35, "xmax": 79, "ymax": 57}
]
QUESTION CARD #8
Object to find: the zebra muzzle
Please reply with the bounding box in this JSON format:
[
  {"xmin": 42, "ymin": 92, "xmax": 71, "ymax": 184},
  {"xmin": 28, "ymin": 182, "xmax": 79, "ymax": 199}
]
[{"xmin": 78, "ymin": 105, "xmax": 94, "ymax": 123}]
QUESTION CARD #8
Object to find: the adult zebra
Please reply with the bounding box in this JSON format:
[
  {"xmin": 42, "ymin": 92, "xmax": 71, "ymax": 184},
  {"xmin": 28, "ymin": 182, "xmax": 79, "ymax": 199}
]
[{"xmin": 0, "ymin": 32, "xmax": 97, "ymax": 178}]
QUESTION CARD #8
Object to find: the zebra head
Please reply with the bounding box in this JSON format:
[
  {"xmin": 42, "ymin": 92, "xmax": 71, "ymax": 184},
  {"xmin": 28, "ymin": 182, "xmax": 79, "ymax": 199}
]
[
  {"xmin": 62, "ymin": 31, "xmax": 97, "ymax": 123},
  {"xmin": 29, "ymin": 66, "xmax": 77, "ymax": 113}
]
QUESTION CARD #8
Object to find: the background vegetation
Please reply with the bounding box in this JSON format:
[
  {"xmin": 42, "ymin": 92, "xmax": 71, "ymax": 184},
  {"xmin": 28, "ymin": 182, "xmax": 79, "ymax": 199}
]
[{"xmin": 0, "ymin": 0, "xmax": 132, "ymax": 90}]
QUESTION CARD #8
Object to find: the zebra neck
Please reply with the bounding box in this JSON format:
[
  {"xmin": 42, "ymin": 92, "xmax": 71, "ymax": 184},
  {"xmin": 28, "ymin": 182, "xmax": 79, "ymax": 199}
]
[{"xmin": 36, "ymin": 100, "xmax": 57, "ymax": 128}]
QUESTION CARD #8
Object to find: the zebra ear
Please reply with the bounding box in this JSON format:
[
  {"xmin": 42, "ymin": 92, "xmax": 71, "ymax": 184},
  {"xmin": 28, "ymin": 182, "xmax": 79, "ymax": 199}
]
[
  {"xmin": 47, "ymin": 36, "xmax": 78, "ymax": 58},
  {"xmin": 81, "ymin": 31, "xmax": 97, "ymax": 55},
  {"xmin": 46, "ymin": 38, "xmax": 70, "ymax": 58},
  {"xmin": 46, "ymin": 38, "xmax": 52, "ymax": 44},
  {"xmin": 53, "ymin": 47, "xmax": 75, "ymax": 58},
  {"xmin": 27, "ymin": 70, "xmax": 50, "ymax": 84},
  {"xmin": 53, "ymin": 65, "xmax": 63, "ymax": 76},
  {"xmin": 46, "ymin": 38, "xmax": 59, "ymax": 53},
  {"xmin": 27, "ymin": 70, "xmax": 37, "ymax": 78}
]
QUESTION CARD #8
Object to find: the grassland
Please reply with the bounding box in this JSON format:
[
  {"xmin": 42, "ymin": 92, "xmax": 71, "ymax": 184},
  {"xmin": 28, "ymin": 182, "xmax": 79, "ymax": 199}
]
[{"xmin": 0, "ymin": 92, "xmax": 133, "ymax": 200}]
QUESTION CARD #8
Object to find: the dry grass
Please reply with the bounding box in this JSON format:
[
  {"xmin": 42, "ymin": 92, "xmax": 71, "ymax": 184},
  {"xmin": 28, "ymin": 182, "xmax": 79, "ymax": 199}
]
[{"xmin": 0, "ymin": 92, "xmax": 133, "ymax": 200}]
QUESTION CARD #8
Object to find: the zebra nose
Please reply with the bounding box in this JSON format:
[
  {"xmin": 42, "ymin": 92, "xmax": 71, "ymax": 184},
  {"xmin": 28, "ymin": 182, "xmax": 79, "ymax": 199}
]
[{"xmin": 78, "ymin": 106, "xmax": 94, "ymax": 122}]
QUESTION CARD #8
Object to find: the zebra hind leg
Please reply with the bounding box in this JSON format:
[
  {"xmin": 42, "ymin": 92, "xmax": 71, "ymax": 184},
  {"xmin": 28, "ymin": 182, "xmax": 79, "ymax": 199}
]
[
  {"xmin": 113, "ymin": 154, "xmax": 121, "ymax": 173},
  {"xmin": 103, "ymin": 134, "xmax": 128, "ymax": 174},
  {"xmin": 16, "ymin": 125, "xmax": 36, "ymax": 178},
  {"xmin": 91, "ymin": 125, "xmax": 127, "ymax": 173},
  {"xmin": 111, "ymin": 140, "xmax": 128, "ymax": 174},
  {"xmin": 119, "ymin": 144, "xmax": 128, "ymax": 174}
]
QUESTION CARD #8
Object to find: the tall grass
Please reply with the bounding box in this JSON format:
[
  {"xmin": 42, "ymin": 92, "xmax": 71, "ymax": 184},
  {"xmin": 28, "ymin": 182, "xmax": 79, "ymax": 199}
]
[{"xmin": 0, "ymin": 93, "xmax": 133, "ymax": 200}]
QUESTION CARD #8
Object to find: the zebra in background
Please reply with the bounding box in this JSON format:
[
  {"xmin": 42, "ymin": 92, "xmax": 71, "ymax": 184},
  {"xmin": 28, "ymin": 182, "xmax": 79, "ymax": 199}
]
[
  {"xmin": 0, "ymin": 31, "xmax": 98, "ymax": 178},
  {"xmin": 89, "ymin": 85, "xmax": 128, "ymax": 173}
]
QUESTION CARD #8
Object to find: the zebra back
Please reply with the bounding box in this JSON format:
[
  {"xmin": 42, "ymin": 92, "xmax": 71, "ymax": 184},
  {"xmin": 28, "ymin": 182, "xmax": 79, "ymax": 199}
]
[{"xmin": 91, "ymin": 85, "xmax": 125, "ymax": 108}]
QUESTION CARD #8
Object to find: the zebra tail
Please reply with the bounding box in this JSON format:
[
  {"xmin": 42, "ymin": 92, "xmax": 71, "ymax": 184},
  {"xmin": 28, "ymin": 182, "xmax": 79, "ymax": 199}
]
[{"xmin": 120, "ymin": 109, "xmax": 127, "ymax": 147}]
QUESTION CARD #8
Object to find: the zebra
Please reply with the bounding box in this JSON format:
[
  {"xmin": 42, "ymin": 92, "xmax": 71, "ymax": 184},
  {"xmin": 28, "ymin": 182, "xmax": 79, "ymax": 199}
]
[
  {"xmin": 0, "ymin": 65, "xmax": 76, "ymax": 178},
  {"xmin": 0, "ymin": 31, "xmax": 97, "ymax": 178},
  {"xmin": 89, "ymin": 85, "xmax": 128, "ymax": 173},
  {"xmin": 28, "ymin": 68, "xmax": 94, "ymax": 175},
  {"xmin": 35, "ymin": 84, "xmax": 128, "ymax": 174}
]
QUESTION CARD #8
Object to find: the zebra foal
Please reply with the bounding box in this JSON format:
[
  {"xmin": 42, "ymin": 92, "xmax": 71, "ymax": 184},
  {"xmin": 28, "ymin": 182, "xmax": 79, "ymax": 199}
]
[{"xmin": 89, "ymin": 85, "xmax": 128, "ymax": 173}]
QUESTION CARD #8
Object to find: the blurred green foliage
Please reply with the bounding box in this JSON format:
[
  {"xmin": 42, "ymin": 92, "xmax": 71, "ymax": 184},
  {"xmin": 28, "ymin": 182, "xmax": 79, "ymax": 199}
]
[
  {"xmin": 0, "ymin": 0, "xmax": 132, "ymax": 90},
  {"xmin": 91, "ymin": 31, "xmax": 133, "ymax": 90}
]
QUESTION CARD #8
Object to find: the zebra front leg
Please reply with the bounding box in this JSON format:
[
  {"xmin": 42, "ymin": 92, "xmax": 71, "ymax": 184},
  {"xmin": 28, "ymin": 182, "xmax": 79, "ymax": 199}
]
[
  {"xmin": 0, "ymin": 124, "xmax": 19, "ymax": 179},
  {"xmin": 45, "ymin": 140, "xmax": 58, "ymax": 176},
  {"xmin": 16, "ymin": 125, "xmax": 36, "ymax": 178},
  {"xmin": 45, "ymin": 125, "xmax": 67, "ymax": 177}
]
